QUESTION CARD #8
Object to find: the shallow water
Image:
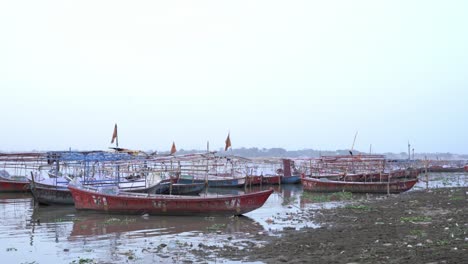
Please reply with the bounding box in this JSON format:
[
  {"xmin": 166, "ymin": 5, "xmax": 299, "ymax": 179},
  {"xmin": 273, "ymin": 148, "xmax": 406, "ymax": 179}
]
[{"xmin": 0, "ymin": 172, "xmax": 466, "ymax": 263}]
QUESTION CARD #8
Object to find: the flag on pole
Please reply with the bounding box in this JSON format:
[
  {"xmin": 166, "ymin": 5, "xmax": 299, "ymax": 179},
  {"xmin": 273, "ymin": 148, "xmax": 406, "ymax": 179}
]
[
  {"xmin": 170, "ymin": 142, "xmax": 177, "ymax": 155},
  {"xmin": 225, "ymin": 133, "xmax": 231, "ymax": 151},
  {"xmin": 111, "ymin": 124, "xmax": 118, "ymax": 144}
]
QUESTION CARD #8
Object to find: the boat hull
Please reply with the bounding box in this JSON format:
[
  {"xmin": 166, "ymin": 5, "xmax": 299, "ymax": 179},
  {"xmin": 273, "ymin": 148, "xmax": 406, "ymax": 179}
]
[
  {"xmin": 262, "ymin": 176, "xmax": 281, "ymax": 185},
  {"xmin": 31, "ymin": 185, "xmax": 74, "ymax": 205},
  {"xmin": 280, "ymin": 175, "xmax": 301, "ymax": 184},
  {"xmin": 301, "ymin": 177, "xmax": 418, "ymax": 194},
  {"xmin": 178, "ymin": 177, "xmax": 244, "ymax": 188},
  {"xmin": 245, "ymin": 176, "xmax": 263, "ymax": 186},
  {"xmin": 0, "ymin": 179, "xmax": 30, "ymax": 192},
  {"xmin": 68, "ymin": 185, "xmax": 273, "ymax": 216},
  {"xmin": 161, "ymin": 183, "xmax": 206, "ymax": 195}
]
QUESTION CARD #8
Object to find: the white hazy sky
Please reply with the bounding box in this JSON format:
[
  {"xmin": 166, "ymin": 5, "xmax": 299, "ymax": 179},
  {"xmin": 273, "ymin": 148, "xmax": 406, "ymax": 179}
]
[{"xmin": 1, "ymin": 1, "xmax": 467, "ymax": 154}]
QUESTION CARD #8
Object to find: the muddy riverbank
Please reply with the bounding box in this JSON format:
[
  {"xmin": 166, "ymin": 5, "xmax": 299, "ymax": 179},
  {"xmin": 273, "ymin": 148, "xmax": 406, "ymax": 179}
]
[
  {"xmin": 0, "ymin": 173, "xmax": 466, "ymax": 263},
  {"xmin": 191, "ymin": 187, "xmax": 468, "ymax": 263}
]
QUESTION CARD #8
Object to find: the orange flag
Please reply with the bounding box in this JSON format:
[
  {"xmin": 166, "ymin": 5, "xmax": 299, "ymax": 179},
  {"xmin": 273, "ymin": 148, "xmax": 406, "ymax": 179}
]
[
  {"xmin": 110, "ymin": 124, "xmax": 118, "ymax": 144},
  {"xmin": 170, "ymin": 142, "xmax": 177, "ymax": 155},
  {"xmin": 224, "ymin": 133, "xmax": 231, "ymax": 151}
]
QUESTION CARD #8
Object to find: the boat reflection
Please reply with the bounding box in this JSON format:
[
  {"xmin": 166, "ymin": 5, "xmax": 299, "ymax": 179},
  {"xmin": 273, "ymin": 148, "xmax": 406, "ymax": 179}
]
[
  {"xmin": 0, "ymin": 192, "xmax": 33, "ymax": 200},
  {"xmin": 28, "ymin": 204, "xmax": 265, "ymax": 240},
  {"xmin": 69, "ymin": 213, "xmax": 264, "ymax": 240}
]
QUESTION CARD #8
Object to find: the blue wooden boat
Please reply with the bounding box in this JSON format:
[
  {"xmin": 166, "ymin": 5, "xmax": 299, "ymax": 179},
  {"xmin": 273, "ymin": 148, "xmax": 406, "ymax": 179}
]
[
  {"xmin": 280, "ymin": 175, "xmax": 301, "ymax": 184},
  {"xmin": 279, "ymin": 159, "xmax": 301, "ymax": 184}
]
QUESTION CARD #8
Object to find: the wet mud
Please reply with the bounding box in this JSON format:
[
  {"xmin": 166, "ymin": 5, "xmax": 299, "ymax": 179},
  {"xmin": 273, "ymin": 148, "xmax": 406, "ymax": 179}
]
[{"xmin": 191, "ymin": 187, "xmax": 468, "ymax": 264}]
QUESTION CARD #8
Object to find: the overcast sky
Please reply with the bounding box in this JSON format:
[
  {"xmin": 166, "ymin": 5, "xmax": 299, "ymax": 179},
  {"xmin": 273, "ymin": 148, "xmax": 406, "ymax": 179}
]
[{"xmin": 1, "ymin": 1, "xmax": 467, "ymax": 154}]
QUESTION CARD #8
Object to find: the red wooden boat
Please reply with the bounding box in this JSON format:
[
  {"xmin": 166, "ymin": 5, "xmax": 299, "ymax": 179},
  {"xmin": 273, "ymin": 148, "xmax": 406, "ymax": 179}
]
[
  {"xmin": 68, "ymin": 184, "xmax": 273, "ymax": 216},
  {"xmin": 0, "ymin": 178, "xmax": 30, "ymax": 192},
  {"xmin": 245, "ymin": 175, "xmax": 263, "ymax": 186},
  {"xmin": 301, "ymin": 177, "xmax": 418, "ymax": 194},
  {"xmin": 313, "ymin": 169, "xmax": 420, "ymax": 183},
  {"xmin": 262, "ymin": 175, "xmax": 281, "ymax": 185}
]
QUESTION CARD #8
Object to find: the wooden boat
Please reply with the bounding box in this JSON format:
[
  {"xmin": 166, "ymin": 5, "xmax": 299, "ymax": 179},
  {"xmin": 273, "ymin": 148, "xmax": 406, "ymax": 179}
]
[
  {"xmin": 178, "ymin": 176, "xmax": 245, "ymax": 188},
  {"xmin": 279, "ymin": 159, "xmax": 301, "ymax": 184},
  {"xmin": 30, "ymin": 175, "xmax": 170, "ymax": 205},
  {"xmin": 122, "ymin": 181, "xmax": 170, "ymax": 194},
  {"xmin": 427, "ymin": 166, "xmax": 465, "ymax": 173},
  {"xmin": 0, "ymin": 177, "xmax": 30, "ymax": 192},
  {"xmin": 311, "ymin": 169, "xmax": 419, "ymax": 183},
  {"xmin": 301, "ymin": 177, "xmax": 418, "ymax": 194},
  {"xmin": 30, "ymin": 182, "xmax": 74, "ymax": 205},
  {"xmin": 280, "ymin": 175, "xmax": 301, "ymax": 184},
  {"xmin": 160, "ymin": 182, "xmax": 206, "ymax": 195},
  {"xmin": 262, "ymin": 175, "xmax": 281, "ymax": 185},
  {"xmin": 245, "ymin": 175, "xmax": 263, "ymax": 186},
  {"xmin": 68, "ymin": 184, "xmax": 273, "ymax": 216}
]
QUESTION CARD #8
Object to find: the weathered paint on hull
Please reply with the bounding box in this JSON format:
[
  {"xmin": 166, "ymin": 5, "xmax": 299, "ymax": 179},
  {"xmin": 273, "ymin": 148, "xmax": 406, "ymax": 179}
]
[
  {"xmin": 162, "ymin": 183, "xmax": 206, "ymax": 195},
  {"xmin": 68, "ymin": 185, "xmax": 273, "ymax": 216},
  {"xmin": 316, "ymin": 170, "xmax": 420, "ymax": 182},
  {"xmin": 125, "ymin": 183, "xmax": 170, "ymax": 194},
  {"xmin": 280, "ymin": 175, "xmax": 301, "ymax": 184},
  {"xmin": 428, "ymin": 167, "xmax": 465, "ymax": 173},
  {"xmin": 178, "ymin": 178, "xmax": 244, "ymax": 188},
  {"xmin": 245, "ymin": 176, "xmax": 263, "ymax": 186},
  {"xmin": 262, "ymin": 176, "xmax": 281, "ymax": 185},
  {"xmin": 301, "ymin": 177, "xmax": 418, "ymax": 194},
  {"xmin": 31, "ymin": 186, "xmax": 74, "ymax": 205},
  {"xmin": 0, "ymin": 179, "xmax": 30, "ymax": 192}
]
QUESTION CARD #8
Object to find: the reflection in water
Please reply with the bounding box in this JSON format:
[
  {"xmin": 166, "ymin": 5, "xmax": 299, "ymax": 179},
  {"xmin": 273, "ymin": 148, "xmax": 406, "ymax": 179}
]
[
  {"xmin": 413, "ymin": 172, "xmax": 467, "ymax": 190},
  {"xmin": 28, "ymin": 203, "xmax": 265, "ymax": 239},
  {"xmin": 0, "ymin": 172, "xmax": 465, "ymax": 263},
  {"xmin": 68, "ymin": 213, "xmax": 263, "ymax": 239}
]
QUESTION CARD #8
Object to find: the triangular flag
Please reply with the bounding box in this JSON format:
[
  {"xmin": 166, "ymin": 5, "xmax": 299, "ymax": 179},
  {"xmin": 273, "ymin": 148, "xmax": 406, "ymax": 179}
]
[
  {"xmin": 110, "ymin": 124, "xmax": 118, "ymax": 144},
  {"xmin": 224, "ymin": 133, "xmax": 231, "ymax": 151},
  {"xmin": 170, "ymin": 142, "xmax": 177, "ymax": 155}
]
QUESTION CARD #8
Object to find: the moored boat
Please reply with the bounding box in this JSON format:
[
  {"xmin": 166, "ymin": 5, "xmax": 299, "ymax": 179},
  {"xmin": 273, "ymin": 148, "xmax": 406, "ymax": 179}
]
[
  {"xmin": 30, "ymin": 182, "xmax": 74, "ymax": 205},
  {"xmin": 161, "ymin": 182, "xmax": 206, "ymax": 195},
  {"xmin": 280, "ymin": 175, "xmax": 301, "ymax": 184},
  {"xmin": 0, "ymin": 178, "xmax": 30, "ymax": 192},
  {"xmin": 178, "ymin": 176, "xmax": 245, "ymax": 188},
  {"xmin": 245, "ymin": 175, "xmax": 263, "ymax": 186},
  {"xmin": 68, "ymin": 184, "xmax": 273, "ymax": 216},
  {"xmin": 301, "ymin": 177, "xmax": 418, "ymax": 194},
  {"xmin": 279, "ymin": 159, "xmax": 302, "ymax": 184},
  {"xmin": 0, "ymin": 173, "xmax": 30, "ymax": 192},
  {"xmin": 262, "ymin": 175, "xmax": 281, "ymax": 185}
]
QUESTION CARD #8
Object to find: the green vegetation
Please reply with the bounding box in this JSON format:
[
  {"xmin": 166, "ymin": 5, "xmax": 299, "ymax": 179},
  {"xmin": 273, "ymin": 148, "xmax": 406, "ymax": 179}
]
[
  {"xmin": 302, "ymin": 191, "xmax": 354, "ymax": 203},
  {"xmin": 70, "ymin": 258, "xmax": 95, "ymax": 264},
  {"xmin": 449, "ymin": 191, "xmax": 465, "ymax": 201},
  {"xmin": 206, "ymin": 223, "xmax": 226, "ymax": 231},
  {"xmin": 102, "ymin": 217, "xmax": 136, "ymax": 225},
  {"xmin": 436, "ymin": 240, "xmax": 450, "ymax": 246},
  {"xmin": 409, "ymin": 229, "xmax": 426, "ymax": 237},
  {"xmin": 281, "ymin": 196, "xmax": 297, "ymax": 206}
]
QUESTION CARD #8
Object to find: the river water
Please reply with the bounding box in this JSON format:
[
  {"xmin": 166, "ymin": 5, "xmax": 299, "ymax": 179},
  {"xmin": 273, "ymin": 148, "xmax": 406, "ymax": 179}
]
[{"xmin": 0, "ymin": 172, "xmax": 466, "ymax": 263}]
